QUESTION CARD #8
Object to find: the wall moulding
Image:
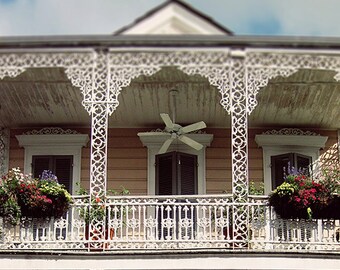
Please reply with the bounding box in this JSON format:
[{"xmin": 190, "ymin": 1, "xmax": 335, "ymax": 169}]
[{"xmin": 255, "ymin": 134, "xmax": 328, "ymax": 149}]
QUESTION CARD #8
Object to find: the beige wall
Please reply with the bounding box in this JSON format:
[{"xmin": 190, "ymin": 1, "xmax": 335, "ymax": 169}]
[{"xmin": 8, "ymin": 128, "xmax": 339, "ymax": 195}]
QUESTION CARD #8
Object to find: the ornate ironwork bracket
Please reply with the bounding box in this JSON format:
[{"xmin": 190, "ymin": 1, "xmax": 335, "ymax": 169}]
[{"xmin": 245, "ymin": 51, "xmax": 340, "ymax": 114}]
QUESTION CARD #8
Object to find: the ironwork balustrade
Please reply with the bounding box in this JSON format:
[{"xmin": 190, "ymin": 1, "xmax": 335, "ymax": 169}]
[{"xmin": 0, "ymin": 195, "xmax": 339, "ymax": 251}]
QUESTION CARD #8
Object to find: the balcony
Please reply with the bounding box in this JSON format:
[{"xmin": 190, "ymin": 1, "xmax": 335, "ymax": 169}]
[{"xmin": 1, "ymin": 194, "xmax": 339, "ymax": 252}]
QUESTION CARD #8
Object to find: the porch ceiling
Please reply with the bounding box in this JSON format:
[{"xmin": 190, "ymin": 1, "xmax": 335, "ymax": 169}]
[
  {"xmin": 0, "ymin": 67, "xmax": 339, "ymax": 129},
  {"xmin": 250, "ymin": 69, "xmax": 340, "ymax": 129}
]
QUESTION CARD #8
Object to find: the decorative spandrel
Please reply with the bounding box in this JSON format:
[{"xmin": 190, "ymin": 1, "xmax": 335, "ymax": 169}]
[{"xmin": 245, "ymin": 51, "xmax": 340, "ymax": 114}]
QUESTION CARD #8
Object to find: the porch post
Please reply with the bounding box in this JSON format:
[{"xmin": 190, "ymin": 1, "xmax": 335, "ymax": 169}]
[
  {"xmin": 87, "ymin": 51, "xmax": 111, "ymax": 197},
  {"xmin": 229, "ymin": 57, "xmax": 248, "ymax": 202},
  {"xmin": 84, "ymin": 51, "xmax": 114, "ymax": 247},
  {"xmin": 229, "ymin": 56, "xmax": 249, "ymax": 247}
]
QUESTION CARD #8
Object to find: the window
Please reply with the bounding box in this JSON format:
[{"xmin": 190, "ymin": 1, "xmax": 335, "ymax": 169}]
[
  {"xmin": 16, "ymin": 132, "xmax": 89, "ymax": 194},
  {"xmin": 155, "ymin": 151, "xmax": 197, "ymax": 195},
  {"xmin": 255, "ymin": 130, "xmax": 328, "ymax": 194},
  {"xmin": 32, "ymin": 155, "xmax": 73, "ymax": 192},
  {"xmin": 155, "ymin": 151, "xmax": 198, "ymax": 239},
  {"xmin": 271, "ymin": 153, "xmax": 312, "ymax": 189},
  {"xmin": 138, "ymin": 133, "xmax": 213, "ymax": 195}
]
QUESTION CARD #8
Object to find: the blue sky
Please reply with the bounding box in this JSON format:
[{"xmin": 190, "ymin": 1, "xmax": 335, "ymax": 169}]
[{"xmin": 0, "ymin": 0, "xmax": 340, "ymax": 37}]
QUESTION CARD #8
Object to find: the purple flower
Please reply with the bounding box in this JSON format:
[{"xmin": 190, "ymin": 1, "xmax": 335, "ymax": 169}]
[{"xmin": 39, "ymin": 170, "xmax": 58, "ymax": 183}]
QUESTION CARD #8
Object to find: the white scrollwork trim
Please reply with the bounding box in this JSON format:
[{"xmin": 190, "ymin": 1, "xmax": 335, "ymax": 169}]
[
  {"xmin": 245, "ymin": 51, "xmax": 340, "ymax": 114},
  {"xmin": 23, "ymin": 127, "xmax": 80, "ymax": 135},
  {"xmin": 262, "ymin": 128, "xmax": 319, "ymax": 136},
  {"xmin": 108, "ymin": 51, "xmax": 232, "ymax": 113},
  {"xmin": 0, "ymin": 52, "xmax": 95, "ymax": 114}
]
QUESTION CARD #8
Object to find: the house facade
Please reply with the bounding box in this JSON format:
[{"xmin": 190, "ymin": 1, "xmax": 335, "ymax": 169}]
[{"xmin": 0, "ymin": 1, "xmax": 339, "ymax": 269}]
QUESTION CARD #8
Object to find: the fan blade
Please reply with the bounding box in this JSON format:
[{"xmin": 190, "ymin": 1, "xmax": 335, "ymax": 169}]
[
  {"xmin": 180, "ymin": 121, "xmax": 206, "ymax": 134},
  {"xmin": 160, "ymin": 113, "xmax": 174, "ymax": 129},
  {"xmin": 158, "ymin": 138, "xmax": 174, "ymax": 154},
  {"xmin": 178, "ymin": 135, "xmax": 203, "ymax": 151},
  {"xmin": 137, "ymin": 132, "xmax": 170, "ymax": 137}
]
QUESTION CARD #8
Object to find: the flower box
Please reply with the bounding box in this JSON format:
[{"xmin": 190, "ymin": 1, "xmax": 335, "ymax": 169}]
[
  {"xmin": 269, "ymin": 173, "xmax": 339, "ymax": 220},
  {"xmin": 0, "ymin": 168, "xmax": 72, "ymax": 225}
]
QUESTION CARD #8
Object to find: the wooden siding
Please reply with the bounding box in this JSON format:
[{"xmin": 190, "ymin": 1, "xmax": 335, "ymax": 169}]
[
  {"xmin": 7, "ymin": 128, "xmax": 339, "ymax": 195},
  {"xmin": 78, "ymin": 128, "xmax": 147, "ymax": 195}
]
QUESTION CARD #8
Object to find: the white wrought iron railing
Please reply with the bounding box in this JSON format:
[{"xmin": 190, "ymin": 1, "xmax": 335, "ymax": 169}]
[{"xmin": 0, "ymin": 195, "xmax": 339, "ymax": 252}]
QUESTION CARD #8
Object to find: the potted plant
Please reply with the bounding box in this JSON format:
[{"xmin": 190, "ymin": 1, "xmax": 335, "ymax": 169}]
[
  {"xmin": 269, "ymin": 170, "xmax": 338, "ymax": 220},
  {"xmin": 314, "ymin": 166, "xmax": 340, "ymax": 219},
  {"xmin": 37, "ymin": 170, "xmax": 73, "ymax": 219},
  {"xmin": 0, "ymin": 168, "xmax": 72, "ymax": 225},
  {"xmin": 76, "ymin": 184, "xmax": 129, "ymax": 250}
]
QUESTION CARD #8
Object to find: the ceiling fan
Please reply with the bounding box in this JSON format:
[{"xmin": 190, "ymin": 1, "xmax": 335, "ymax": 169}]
[
  {"xmin": 138, "ymin": 89, "xmax": 207, "ymax": 154},
  {"xmin": 137, "ymin": 113, "xmax": 207, "ymax": 154}
]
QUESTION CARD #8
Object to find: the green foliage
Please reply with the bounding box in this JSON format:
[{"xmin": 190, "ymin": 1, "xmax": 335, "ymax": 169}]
[
  {"xmin": 76, "ymin": 183, "xmax": 130, "ymax": 224},
  {"xmin": 1, "ymin": 198, "xmax": 21, "ymax": 226},
  {"xmin": 320, "ymin": 167, "xmax": 340, "ymax": 194},
  {"xmin": 248, "ymin": 181, "xmax": 264, "ymax": 195},
  {"xmin": 275, "ymin": 182, "xmax": 295, "ymax": 197},
  {"xmin": 222, "ymin": 181, "xmax": 265, "ymax": 196},
  {"xmin": 38, "ymin": 180, "xmax": 73, "ymax": 218}
]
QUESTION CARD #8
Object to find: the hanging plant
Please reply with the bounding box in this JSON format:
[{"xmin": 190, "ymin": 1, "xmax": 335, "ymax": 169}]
[
  {"xmin": 269, "ymin": 170, "xmax": 339, "ymax": 219},
  {"xmin": 0, "ymin": 168, "xmax": 72, "ymax": 225}
]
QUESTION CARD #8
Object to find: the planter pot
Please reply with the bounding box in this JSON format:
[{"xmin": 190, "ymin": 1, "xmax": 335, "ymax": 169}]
[
  {"xmin": 313, "ymin": 195, "xmax": 340, "ymax": 219},
  {"xmin": 271, "ymin": 194, "xmax": 340, "ymax": 220},
  {"xmin": 85, "ymin": 225, "xmax": 114, "ymax": 251},
  {"xmin": 223, "ymin": 225, "xmax": 247, "ymax": 248},
  {"xmin": 275, "ymin": 206, "xmax": 309, "ymax": 219}
]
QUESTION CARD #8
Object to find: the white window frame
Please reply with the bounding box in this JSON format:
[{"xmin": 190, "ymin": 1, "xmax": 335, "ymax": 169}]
[
  {"xmin": 16, "ymin": 134, "xmax": 89, "ymax": 194},
  {"xmin": 138, "ymin": 133, "xmax": 213, "ymax": 195},
  {"xmin": 255, "ymin": 134, "xmax": 328, "ymax": 194}
]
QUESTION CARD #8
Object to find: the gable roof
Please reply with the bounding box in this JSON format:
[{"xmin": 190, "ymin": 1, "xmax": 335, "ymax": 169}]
[{"xmin": 114, "ymin": 0, "xmax": 233, "ymax": 35}]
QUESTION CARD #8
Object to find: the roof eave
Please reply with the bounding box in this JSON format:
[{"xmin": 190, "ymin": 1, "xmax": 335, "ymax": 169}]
[{"xmin": 1, "ymin": 35, "xmax": 340, "ymax": 50}]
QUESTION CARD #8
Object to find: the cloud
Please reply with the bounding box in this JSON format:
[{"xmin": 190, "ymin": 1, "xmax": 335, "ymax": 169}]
[
  {"xmin": 1, "ymin": 0, "xmax": 340, "ymax": 37},
  {"xmin": 0, "ymin": 0, "xmax": 161, "ymax": 36},
  {"xmin": 187, "ymin": 0, "xmax": 340, "ymax": 37},
  {"xmin": 271, "ymin": 0, "xmax": 340, "ymax": 37}
]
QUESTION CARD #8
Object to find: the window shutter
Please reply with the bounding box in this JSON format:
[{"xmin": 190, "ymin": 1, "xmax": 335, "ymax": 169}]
[
  {"xmin": 32, "ymin": 156, "xmax": 51, "ymax": 178},
  {"xmin": 155, "ymin": 151, "xmax": 198, "ymax": 240},
  {"xmin": 155, "ymin": 151, "xmax": 197, "ymax": 195},
  {"xmin": 177, "ymin": 152, "xmax": 197, "ymax": 195},
  {"xmin": 54, "ymin": 156, "xmax": 73, "ymax": 192},
  {"xmin": 155, "ymin": 152, "xmax": 176, "ymax": 195},
  {"xmin": 296, "ymin": 153, "xmax": 312, "ymax": 176},
  {"xmin": 271, "ymin": 153, "xmax": 293, "ymax": 189}
]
